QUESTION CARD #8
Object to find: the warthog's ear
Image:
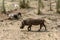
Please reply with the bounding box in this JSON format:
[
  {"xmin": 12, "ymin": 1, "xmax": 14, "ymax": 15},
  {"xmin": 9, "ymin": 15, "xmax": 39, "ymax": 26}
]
[{"xmin": 18, "ymin": 12, "xmax": 21, "ymax": 15}]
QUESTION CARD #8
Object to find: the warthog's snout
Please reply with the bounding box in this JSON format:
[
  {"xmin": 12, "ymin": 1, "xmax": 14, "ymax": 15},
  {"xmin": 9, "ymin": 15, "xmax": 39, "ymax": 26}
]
[{"xmin": 20, "ymin": 27, "xmax": 24, "ymax": 29}]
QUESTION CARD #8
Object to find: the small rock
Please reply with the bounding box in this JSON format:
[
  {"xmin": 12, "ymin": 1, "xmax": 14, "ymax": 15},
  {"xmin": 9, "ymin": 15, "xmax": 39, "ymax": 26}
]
[
  {"xmin": 48, "ymin": 33, "xmax": 53, "ymax": 37},
  {"xmin": 10, "ymin": 22, "xmax": 13, "ymax": 25}
]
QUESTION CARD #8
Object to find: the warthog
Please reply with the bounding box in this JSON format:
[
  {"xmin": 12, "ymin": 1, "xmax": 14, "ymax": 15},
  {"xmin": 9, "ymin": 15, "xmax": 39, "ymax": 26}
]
[{"xmin": 20, "ymin": 18, "xmax": 47, "ymax": 31}]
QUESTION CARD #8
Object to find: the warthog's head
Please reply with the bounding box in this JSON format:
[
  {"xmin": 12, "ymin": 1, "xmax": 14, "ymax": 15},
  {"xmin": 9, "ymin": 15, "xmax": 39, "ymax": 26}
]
[
  {"xmin": 20, "ymin": 21, "xmax": 25, "ymax": 29},
  {"xmin": 20, "ymin": 26, "xmax": 24, "ymax": 29}
]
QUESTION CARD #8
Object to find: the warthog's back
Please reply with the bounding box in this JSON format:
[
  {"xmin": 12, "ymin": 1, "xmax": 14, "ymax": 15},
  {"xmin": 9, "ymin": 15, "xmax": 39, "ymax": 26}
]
[{"xmin": 23, "ymin": 18, "xmax": 45, "ymax": 25}]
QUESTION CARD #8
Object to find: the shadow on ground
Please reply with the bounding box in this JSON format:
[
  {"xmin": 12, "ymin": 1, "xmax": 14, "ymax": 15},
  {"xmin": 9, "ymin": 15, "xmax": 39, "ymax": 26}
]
[{"xmin": 21, "ymin": 30, "xmax": 49, "ymax": 32}]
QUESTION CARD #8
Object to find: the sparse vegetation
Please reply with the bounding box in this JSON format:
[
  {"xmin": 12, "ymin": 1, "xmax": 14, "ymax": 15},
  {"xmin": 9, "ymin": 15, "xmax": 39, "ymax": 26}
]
[
  {"xmin": 2, "ymin": 0, "xmax": 6, "ymax": 14},
  {"xmin": 56, "ymin": 0, "xmax": 60, "ymax": 13},
  {"xmin": 19, "ymin": 0, "xmax": 30, "ymax": 8},
  {"xmin": 37, "ymin": 0, "xmax": 44, "ymax": 15},
  {"xmin": 49, "ymin": 0, "xmax": 53, "ymax": 11}
]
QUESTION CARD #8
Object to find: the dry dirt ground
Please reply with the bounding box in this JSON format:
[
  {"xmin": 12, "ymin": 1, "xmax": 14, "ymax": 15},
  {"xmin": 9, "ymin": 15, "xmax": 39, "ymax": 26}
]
[{"xmin": 0, "ymin": 0, "xmax": 60, "ymax": 40}]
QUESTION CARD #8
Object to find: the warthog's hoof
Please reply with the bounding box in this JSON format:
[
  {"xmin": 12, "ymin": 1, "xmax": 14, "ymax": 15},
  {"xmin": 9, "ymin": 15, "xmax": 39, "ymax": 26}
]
[{"xmin": 28, "ymin": 30, "xmax": 31, "ymax": 31}]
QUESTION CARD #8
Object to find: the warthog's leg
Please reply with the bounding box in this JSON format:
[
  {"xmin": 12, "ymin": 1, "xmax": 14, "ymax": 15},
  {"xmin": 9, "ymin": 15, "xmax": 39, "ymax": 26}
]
[
  {"xmin": 38, "ymin": 24, "xmax": 43, "ymax": 31},
  {"xmin": 43, "ymin": 24, "xmax": 47, "ymax": 31},
  {"xmin": 28, "ymin": 25, "xmax": 32, "ymax": 31}
]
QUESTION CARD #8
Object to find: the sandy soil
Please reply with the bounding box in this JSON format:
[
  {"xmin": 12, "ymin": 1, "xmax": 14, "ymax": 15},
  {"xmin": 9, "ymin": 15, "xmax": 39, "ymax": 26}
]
[{"xmin": 0, "ymin": 0, "xmax": 60, "ymax": 40}]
